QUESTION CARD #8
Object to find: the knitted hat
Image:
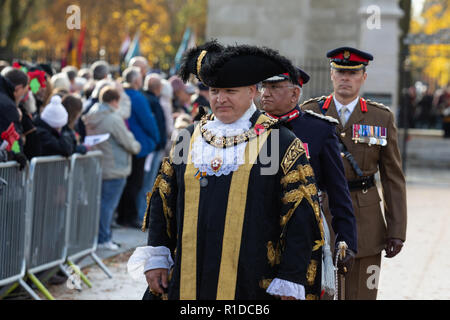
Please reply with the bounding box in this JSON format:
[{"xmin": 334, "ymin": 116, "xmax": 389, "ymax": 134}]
[{"xmin": 41, "ymin": 95, "xmax": 69, "ymax": 129}]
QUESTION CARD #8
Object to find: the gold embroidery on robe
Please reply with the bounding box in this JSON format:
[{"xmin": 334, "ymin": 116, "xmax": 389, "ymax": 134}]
[
  {"xmin": 301, "ymin": 164, "xmax": 315, "ymax": 180},
  {"xmin": 281, "ymin": 138, "xmax": 305, "ymax": 175},
  {"xmin": 141, "ymin": 174, "xmax": 162, "ymax": 232},
  {"xmin": 159, "ymin": 178, "xmax": 171, "ymax": 196},
  {"xmin": 280, "ymin": 164, "xmax": 314, "ymax": 187},
  {"xmin": 280, "ymin": 183, "xmax": 324, "ymax": 251},
  {"xmin": 161, "ymin": 158, "xmax": 174, "ymax": 177},
  {"xmin": 281, "ymin": 184, "xmax": 316, "ymax": 205},
  {"xmin": 266, "ymin": 241, "xmax": 281, "ymax": 267},
  {"xmin": 259, "ymin": 278, "xmax": 273, "ymax": 290},
  {"xmin": 306, "ymin": 260, "xmax": 318, "ymax": 286}
]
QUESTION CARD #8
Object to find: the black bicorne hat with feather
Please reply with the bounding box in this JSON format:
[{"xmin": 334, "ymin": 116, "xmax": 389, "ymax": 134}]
[{"xmin": 179, "ymin": 40, "xmax": 298, "ymax": 88}]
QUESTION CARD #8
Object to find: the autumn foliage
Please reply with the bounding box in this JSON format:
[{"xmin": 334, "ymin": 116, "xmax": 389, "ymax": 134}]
[
  {"xmin": 409, "ymin": 0, "xmax": 450, "ymax": 88},
  {"xmin": 14, "ymin": 0, "xmax": 207, "ymax": 71}
]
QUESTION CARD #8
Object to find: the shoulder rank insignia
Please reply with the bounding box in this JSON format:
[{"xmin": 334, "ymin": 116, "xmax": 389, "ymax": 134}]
[
  {"xmin": 352, "ymin": 124, "xmax": 387, "ymax": 146},
  {"xmin": 300, "ymin": 95, "xmax": 327, "ymax": 107},
  {"xmin": 304, "ymin": 109, "xmax": 339, "ymax": 125},
  {"xmin": 365, "ymin": 99, "xmax": 391, "ymax": 111}
]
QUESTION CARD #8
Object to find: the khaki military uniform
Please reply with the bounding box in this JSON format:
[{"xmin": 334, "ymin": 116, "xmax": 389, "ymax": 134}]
[{"xmin": 301, "ymin": 96, "xmax": 407, "ymax": 299}]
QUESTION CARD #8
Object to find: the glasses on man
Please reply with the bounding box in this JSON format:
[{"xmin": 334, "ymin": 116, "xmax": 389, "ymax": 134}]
[{"xmin": 260, "ymin": 83, "xmax": 295, "ymax": 92}]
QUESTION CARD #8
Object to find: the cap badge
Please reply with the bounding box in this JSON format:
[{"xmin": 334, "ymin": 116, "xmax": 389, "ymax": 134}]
[{"xmin": 343, "ymin": 50, "xmax": 350, "ymax": 60}]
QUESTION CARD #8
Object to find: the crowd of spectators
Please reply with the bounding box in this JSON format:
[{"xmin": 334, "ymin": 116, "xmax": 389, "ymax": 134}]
[
  {"xmin": 0, "ymin": 56, "xmax": 211, "ymax": 250},
  {"xmin": 399, "ymin": 82, "xmax": 450, "ymax": 137}
]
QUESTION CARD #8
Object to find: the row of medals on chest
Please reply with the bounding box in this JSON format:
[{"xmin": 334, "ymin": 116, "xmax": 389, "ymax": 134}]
[{"xmin": 340, "ymin": 131, "xmax": 387, "ymax": 147}]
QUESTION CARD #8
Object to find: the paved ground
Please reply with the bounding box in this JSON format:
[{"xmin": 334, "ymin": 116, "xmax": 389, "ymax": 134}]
[
  {"xmin": 377, "ymin": 183, "xmax": 450, "ymax": 300},
  {"xmin": 40, "ymin": 251, "xmax": 148, "ymax": 300},
  {"xmin": 34, "ymin": 165, "xmax": 449, "ymax": 300},
  {"xmin": 402, "ymin": 135, "xmax": 450, "ymax": 170},
  {"xmin": 28, "ymin": 227, "xmax": 149, "ymax": 300}
]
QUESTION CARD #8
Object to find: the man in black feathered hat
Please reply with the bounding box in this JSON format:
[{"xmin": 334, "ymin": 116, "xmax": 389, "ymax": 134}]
[{"xmin": 134, "ymin": 40, "xmax": 324, "ymax": 300}]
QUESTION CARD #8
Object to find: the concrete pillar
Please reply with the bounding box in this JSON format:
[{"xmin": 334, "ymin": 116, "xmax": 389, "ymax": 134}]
[
  {"xmin": 358, "ymin": 0, "xmax": 404, "ymax": 115},
  {"xmin": 206, "ymin": 0, "xmax": 307, "ymax": 59}
]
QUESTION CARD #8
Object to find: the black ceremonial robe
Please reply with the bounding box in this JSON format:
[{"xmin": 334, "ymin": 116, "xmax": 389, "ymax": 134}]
[{"xmin": 142, "ymin": 110, "xmax": 324, "ymax": 300}]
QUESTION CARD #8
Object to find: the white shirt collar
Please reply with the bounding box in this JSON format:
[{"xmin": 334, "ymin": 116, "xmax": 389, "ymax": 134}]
[
  {"xmin": 333, "ymin": 95, "xmax": 359, "ymax": 115},
  {"xmin": 204, "ymin": 103, "xmax": 257, "ymax": 135},
  {"xmin": 192, "ymin": 104, "xmax": 257, "ymax": 176}
]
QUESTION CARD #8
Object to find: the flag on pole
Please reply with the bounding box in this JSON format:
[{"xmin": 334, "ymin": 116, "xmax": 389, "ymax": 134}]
[
  {"xmin": 71, "ymin": 40, "xmax": 77, "ymax": 67},
  {"xmin": 120, "ymin": 35, "xmax": 131, "ymax": 58},
  {"xmin": 61, "ymin": 35, "xmax": 74, "ymax": 68},
  {"xmin": 124, "ymin": 31, "xmax": 141, "ymax": 66},
  {"xmin": 119, "ymin": 34, "xmax": 131, "ymax": 73},
  {"xmin": 173, "ymin": 28, "xmax": 192, "ymax": 74},
  {"xmin": 76, "ymin": 24, "xmax": 86, "ymax": 68}
]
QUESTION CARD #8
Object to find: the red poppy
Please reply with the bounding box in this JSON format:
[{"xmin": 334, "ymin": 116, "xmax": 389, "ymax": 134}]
[{"xmin": 254, "ymin": 124, "xmax": 265, "ymax": 136}]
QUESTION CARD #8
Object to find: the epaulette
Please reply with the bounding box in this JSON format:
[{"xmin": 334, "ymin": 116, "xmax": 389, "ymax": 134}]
[
  {"xmin": 365, "ymin": 99, "xmax": 391, "ymax": 111},
  {"xmin": 300, "ymin": 96, "xmax": 327, "ymax": 107},
  {"xmin": 259, "ymin": 113, "xmax": 280, "ymax": 129},
  {"xmin": 303, "ymin": 109, "xmax": 339, "ymax": 125}
]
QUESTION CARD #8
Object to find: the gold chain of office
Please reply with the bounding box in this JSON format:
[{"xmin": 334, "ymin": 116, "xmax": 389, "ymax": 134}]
[{"xmin": 199, "ymin": 116, "xmax": 278, "ymax": 149}]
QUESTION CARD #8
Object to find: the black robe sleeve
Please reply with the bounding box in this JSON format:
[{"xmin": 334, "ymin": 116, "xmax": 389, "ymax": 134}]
[
  {"xmin": 276, "ymin": 138, "xmax": 324, "ymax": 298},
  {"xmin": 143, "ymin": 155, "xmax": 178, "ymax": 253}
]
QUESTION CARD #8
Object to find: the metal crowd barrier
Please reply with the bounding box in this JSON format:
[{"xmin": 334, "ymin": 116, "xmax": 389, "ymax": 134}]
[
  {"xmin": 0, "ymin": 151, "xmax": 111, "ymax": 300},
  {"xmin": 24, "ymin": 156, "xmax": 71, "ymax": 300},
  {"xmin": 0, "ymin": 162, "xmax": 32, "ymax": 297},
  {"xmin": 66, "ymin": 151, "xmax": 112, "ymax": 280}
]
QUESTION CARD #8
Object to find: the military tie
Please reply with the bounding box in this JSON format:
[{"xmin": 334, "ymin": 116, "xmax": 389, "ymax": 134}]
[{"xmin": 340, "ymin": 105, "xmax": 348, "ymax": 126}]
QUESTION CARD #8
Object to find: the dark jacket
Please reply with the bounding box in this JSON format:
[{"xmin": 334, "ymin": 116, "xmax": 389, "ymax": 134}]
[
  {"xmin": 62, "ymin": 126, "xmax": 87, "ymax": 155},
  {"xmin": 19, "ymin": 104, "xmax": 41, "ymax": 159},
  {"xmin": 192, "ymin": 94, "xmax": 210, "ymax": 109},
  {"xmin": 35, "ymin": 116, "xmax": 73, "ymax": 157},
  {"xmin": 0, "ymin": 75, "xmax": 21, "ymax": 134},
  {"xmin": 76, "ymin": 97, "xmax": 99, "ymax": 142},
  {"xmin": 143, "ymin": 91, "xmax": 167, "ymax": 151}
]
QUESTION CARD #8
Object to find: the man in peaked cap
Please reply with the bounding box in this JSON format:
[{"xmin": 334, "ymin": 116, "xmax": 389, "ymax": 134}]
[
  {"xmin": 261, "ymin": 67, "xmax": 357, "ymax": 299},
  {"xmin": 132, "ymin": 41, "xmax": 324, "ymax": 300},
  {"xmin": 301, "ymin": 47, "xmax": 407, "ymax": 300}
]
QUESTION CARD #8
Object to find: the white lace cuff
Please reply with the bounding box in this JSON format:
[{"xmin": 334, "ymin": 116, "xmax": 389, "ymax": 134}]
[
  {"xmin": 127, "ymin": 246, "xmax": 174, "ymax": 283},
  {"xmin": 266, "ymin": 278, "xmax": 305, "ymax": 300}
]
